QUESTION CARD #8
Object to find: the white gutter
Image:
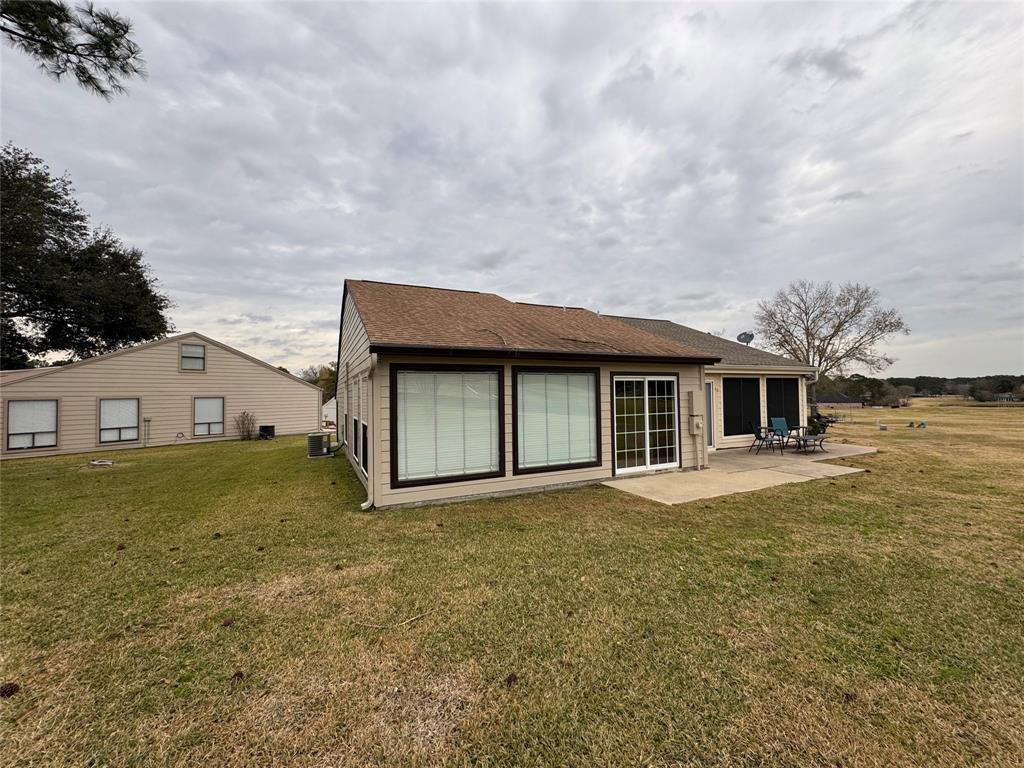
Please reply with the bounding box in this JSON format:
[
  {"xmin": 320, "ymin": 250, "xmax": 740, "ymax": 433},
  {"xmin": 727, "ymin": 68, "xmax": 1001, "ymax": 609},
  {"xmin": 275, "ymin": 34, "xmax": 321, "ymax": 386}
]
[{"xmin": 359, "ymin": 353, "xmax": 378, "ymax": 511}]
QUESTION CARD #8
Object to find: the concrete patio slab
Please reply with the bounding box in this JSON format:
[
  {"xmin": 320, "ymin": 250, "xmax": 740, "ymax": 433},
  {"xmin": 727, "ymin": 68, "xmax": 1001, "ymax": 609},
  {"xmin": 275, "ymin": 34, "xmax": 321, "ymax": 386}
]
[{"xmin": 602, "ymin": 443, "xmax": 877, "ymax": 505}]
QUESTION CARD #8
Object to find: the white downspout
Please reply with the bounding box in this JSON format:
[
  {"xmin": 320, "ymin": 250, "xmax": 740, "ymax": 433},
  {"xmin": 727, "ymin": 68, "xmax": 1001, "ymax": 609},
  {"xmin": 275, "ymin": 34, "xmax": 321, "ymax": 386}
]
[{"xmin": 360, "ymin": 353, "xmax": 378, "ymax": 511}]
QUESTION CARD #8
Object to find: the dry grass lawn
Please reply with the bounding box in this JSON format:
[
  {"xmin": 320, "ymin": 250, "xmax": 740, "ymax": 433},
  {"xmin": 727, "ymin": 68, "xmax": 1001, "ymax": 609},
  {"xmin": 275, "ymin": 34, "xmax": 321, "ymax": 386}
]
[{"xmin": 1, "ymin": 398, "xmax": 1022, "ymax": 767}]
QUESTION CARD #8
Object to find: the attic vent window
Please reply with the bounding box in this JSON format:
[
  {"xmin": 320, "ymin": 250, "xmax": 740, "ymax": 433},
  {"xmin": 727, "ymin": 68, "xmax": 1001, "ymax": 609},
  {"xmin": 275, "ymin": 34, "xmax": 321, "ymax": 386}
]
[{"xmin": 181, "ymin": 343, "xmax": 206, "ymax": 371}]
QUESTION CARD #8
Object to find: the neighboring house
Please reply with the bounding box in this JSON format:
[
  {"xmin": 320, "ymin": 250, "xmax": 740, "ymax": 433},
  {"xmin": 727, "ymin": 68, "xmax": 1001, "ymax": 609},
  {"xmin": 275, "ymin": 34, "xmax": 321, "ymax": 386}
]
[
  {"xmin": 1, "ymin": 332, "xmax": 321, "ymax": 460},
  {"xmin": 993, "ymin": 393, "xmax": 1017, "ymax": 402},
  {"xmin": 614, "ymin": 318, "xmax": 817, "ymax": 450},
  {"xmin": 815, "ymin": 392, "xmax": 864, "ymax": 409},
  {"xmin": 322, "ymin": 397, "xmax": 338, "ymax": 426},
  {"xmin": 336, "ymin": 280, "xmax": 721, "ymax": 508}
]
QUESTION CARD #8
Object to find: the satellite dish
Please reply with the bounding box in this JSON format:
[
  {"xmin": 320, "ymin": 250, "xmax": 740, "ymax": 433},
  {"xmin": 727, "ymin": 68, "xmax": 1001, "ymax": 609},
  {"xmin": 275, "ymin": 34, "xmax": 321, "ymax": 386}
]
[{"xmin": 737, "ymin": 331, "xmax": 755, "ymax": 345}]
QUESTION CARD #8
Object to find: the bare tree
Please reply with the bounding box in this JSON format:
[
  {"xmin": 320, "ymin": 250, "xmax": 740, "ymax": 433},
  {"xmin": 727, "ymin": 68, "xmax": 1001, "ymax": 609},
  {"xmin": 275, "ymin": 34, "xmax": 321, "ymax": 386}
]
[{"xmin": 755, "ymin": 281, "xmax": 908, "ymax": 379}]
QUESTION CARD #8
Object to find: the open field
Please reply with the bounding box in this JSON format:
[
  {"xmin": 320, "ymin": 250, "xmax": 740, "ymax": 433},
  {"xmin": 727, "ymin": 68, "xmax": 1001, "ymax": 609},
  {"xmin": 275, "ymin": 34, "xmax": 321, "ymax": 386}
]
[{"xmin": 1, "ymin": 398, "xmax": 1022, "ymax": 767}]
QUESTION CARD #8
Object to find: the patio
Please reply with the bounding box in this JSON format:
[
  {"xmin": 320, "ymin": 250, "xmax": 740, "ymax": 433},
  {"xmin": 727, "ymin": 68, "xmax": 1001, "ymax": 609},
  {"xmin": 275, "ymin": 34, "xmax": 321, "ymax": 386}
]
[{"xmin": 603, "ymin": 442, "xmax": 878, "ymax": 505}]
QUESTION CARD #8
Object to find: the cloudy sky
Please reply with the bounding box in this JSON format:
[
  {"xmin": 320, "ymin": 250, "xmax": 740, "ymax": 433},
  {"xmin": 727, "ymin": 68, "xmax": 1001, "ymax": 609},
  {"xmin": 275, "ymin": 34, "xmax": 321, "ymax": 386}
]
[{"xmin": 2, "ymin": 1, "xmax": 1021, "ymax": 375}]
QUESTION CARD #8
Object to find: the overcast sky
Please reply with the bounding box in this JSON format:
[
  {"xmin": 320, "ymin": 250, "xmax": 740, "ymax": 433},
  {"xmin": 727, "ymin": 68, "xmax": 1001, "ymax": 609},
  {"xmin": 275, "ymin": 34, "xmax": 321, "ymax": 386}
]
[{"xmin": 3, "ymin": 1, "xmax": 1021, "ymax": 376}]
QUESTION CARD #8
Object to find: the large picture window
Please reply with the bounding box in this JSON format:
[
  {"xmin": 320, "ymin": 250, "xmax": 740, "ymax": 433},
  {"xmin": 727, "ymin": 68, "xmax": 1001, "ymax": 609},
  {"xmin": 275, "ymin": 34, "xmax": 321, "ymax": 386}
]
[
  {"xmin": 6, "ymin": 400, "xmax": 58, "ymax": 449},
  {"xmin": 514, "ymin": 369, "xmax": 599, "ymax": 473},
  {"xmin": 99, "ymin": 398, "xmax": 140, "ymax": 443},
  {"xmin": 392, "ymin": 367, "xmax": 502, "ymax": 486},
  {"xmin": 193, "ymin": 397, "xmax": 224, "ymax": 436},
  {"xmin": 722, "ymin": 377, "xmax": 760, "ymax": 436}
]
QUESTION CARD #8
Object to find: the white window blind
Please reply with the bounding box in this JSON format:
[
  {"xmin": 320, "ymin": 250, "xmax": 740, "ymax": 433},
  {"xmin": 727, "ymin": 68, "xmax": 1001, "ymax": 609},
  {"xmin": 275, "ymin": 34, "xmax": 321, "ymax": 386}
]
[
  {"xmin": 181, "ymin": 343, "xmax": 205, "ymax": 370},
  {"xmin": 517, "ymin": 372, "xmax": 597, "ymax": 469},
  {"xmin": 99, "ymin": 398, "xmax": 139, "ymax": 443},
  {"xmin": 194, "ymin": 397, "xmax": 224, "ymax": 435},
  {"xmin": 7, "ymin": 400, "xmax": 58, "ymax": 449},
  {"xmin": 396, "ymin": 370, "xmax": 500, "ymax": 482}
]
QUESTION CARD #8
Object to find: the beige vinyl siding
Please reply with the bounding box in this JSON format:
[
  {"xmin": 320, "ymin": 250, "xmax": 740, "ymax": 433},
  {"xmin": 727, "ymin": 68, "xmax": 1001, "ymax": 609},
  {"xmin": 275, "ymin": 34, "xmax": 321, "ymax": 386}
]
[
  {"xmin": 706, "ymin": 371, "xmax": 809, "ymax": 450},
  {"xmin": 337, "ymin": 293, "xmax": 372, "ymax": 486},
  {"xmin": 1, "ymin": 334, "xmax": 320, "ymax": 459},
  {"xmin": 373, "ymin": 356, "xmax": 704, "ymax": 508}
]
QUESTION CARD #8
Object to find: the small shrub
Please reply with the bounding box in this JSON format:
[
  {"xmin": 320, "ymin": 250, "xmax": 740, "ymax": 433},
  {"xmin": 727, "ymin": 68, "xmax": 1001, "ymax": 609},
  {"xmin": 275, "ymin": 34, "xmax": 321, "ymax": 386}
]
[{"xmin": 234, "ymin": 411, "xmax": 257, "ymax": 440}]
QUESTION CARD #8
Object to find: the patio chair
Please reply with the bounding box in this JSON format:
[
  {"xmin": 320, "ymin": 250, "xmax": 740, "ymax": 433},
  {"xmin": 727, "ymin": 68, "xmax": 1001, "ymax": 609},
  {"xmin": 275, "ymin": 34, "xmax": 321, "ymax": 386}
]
[
  {"xmin": 748, "ymin": 423, "xmax": 781, "ymax": 454},
  {"xmin": 769, "ymin": 417, "xmax": 796, "ymax": 448}
]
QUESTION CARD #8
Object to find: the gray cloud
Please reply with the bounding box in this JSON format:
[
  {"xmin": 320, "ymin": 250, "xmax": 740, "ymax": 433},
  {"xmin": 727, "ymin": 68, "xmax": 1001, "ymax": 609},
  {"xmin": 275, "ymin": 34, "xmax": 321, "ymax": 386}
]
[
  {"xmin": 778, "ymin": 46, "xmax": 864, "ymax": 82},
  {"xmin": 1, "ymin": 1, "xmax": 1020, "ymax": 376},
  {"xmin": 830, "ymin": 190, "xmax": 867, "ymax": 204}
]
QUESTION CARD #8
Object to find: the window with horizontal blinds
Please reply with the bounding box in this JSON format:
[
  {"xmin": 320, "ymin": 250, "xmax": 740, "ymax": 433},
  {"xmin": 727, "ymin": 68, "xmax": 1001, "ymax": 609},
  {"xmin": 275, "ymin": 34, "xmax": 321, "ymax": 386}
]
[
  {"xmin": 194, "ymin": 397, "xmax": 224, "ymax": 436},
  {"xmin": 516, "ymin": 371, "xmax": 598, "ymax": 471},
  {"xmin": 7, "ymin": 400, "xmax": 58, "ymax": 449},
  {"xmin": 722, "ymin": 377, "xmax": 761, "ymax": 436},
  {"xmin": 99, "ymin": 398, "xmax": 139, "ymax": 443},
  {"xmin": 395, "ymin": 370, "xmax": 501, "ymax": 483}
]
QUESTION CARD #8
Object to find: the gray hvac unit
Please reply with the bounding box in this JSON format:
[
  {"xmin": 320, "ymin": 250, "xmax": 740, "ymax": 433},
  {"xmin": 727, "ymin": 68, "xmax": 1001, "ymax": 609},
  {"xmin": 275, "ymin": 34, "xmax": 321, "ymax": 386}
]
[{"xmin": 307, "ymin": 431, "xmax": 332, "ymax": 458}]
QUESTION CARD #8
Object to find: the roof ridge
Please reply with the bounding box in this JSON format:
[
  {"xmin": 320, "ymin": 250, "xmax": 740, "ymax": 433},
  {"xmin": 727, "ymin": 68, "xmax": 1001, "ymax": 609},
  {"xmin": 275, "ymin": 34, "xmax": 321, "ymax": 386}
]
[
  {"xmin": 348, "ymin": 278, "xmax": 487, "ymax": 296},
  {"xmin": 514, "ymin": 301, "xmax": 590, "ymax": 311}
]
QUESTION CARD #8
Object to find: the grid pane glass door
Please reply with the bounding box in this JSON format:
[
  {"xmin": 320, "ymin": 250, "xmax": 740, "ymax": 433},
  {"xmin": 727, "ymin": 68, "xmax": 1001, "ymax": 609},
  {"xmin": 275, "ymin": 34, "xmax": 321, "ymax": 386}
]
[
  {"xmin": 613, "ymin": 376, "xmax": 678, "ymax": 473},
  {"xmin": 647, "ymin": 379, "xmax": 678, "ymax": 467},
  {"xmin": 613, "ymin": 379, "xmax": 647, "ymax": 470}
]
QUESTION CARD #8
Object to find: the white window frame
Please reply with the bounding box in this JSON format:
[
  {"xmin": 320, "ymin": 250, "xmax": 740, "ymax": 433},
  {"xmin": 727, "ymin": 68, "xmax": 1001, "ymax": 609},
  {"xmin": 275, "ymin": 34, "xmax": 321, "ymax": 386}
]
[{"xmin": 612, "ymin": 375, "xmax": 680, "ymax": 475}]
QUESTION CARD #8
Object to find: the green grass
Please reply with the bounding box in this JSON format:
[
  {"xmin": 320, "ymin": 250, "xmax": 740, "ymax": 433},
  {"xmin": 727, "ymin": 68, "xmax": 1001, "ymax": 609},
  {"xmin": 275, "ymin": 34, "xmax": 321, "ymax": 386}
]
[{"xmin": 1, "ymin": 399, "xmax": 1022, "ymax": 767}]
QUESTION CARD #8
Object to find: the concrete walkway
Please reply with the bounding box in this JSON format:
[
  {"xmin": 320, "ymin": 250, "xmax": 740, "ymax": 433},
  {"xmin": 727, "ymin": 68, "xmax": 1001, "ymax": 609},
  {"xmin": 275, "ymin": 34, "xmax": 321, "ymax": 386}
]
[{"xmin": 603, "ymin": 442, "xmax": 878, "ymax": 505}]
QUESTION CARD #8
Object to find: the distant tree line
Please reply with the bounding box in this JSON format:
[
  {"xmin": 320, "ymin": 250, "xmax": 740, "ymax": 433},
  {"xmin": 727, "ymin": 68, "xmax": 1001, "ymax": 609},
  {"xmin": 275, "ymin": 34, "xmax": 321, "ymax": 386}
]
[{"xmin": 816, "ymin": 374, "xmax": 1024, "ymax": 405}]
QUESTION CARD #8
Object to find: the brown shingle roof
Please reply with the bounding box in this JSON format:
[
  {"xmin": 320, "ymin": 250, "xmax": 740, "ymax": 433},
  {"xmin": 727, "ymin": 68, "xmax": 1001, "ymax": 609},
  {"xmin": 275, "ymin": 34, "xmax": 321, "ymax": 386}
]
[
  {"xmin": 345, "ymin": 280, "xmax": 720, "ymax": 363},
  {"xmin": 613, "ymin": 316, "xmax": 815, "ymax": 369}
]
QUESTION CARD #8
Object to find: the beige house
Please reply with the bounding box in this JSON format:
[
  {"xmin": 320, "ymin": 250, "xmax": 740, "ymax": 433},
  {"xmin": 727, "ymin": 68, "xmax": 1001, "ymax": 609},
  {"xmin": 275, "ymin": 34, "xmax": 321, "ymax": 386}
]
[
  {"xmin": 336, "ymin": 280, "xmax": 723, "ymax": 509},
  {"xmin": 1, "ymin": 332, "xmax": 321, "ymax": 460},
  {"xmin": 614, "ymin": 318, "xmax": 817, "ymax": 451}
]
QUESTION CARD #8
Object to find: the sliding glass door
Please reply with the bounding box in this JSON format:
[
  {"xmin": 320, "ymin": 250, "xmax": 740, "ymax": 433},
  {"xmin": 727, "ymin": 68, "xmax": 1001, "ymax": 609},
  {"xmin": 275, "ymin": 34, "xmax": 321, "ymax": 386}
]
[{"xmin": 613, "ymin": 376, "xmax": 679, "ymax": 474}]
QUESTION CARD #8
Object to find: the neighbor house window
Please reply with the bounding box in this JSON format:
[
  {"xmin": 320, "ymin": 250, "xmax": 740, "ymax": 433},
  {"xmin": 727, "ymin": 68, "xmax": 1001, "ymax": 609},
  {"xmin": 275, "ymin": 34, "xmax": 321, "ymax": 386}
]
[
  {"xmin": 6, "ymin": 400, "xmax": 58, "ymax": 450},
  {"xmin": 99, "ymin": 398, "xmax": 139, "ymax": 443},
  {"xmin": 393, "ymin": 367, "xmax": 502, "ymax": 485},
  {"xmin": 181, "ymin": 343, "xmax": 206, "ymax": 371},
  {"xmin": 722, "ymin": 377, "xmax": 760, "ymax": 436},
  {"xmin": 515, "ymin": 369, "xmax": 599, "ymax": 473},
  {"xmin": 193, "ymin": 397, "xmax": 224, "ymax": 436}
]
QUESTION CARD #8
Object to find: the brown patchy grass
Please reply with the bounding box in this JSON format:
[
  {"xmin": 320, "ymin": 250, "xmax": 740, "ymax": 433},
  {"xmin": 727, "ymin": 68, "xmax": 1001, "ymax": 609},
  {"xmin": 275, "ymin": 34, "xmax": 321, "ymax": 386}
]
[{"xmin": 1, "ymin": 398, "xmax": 1022, "ymax": 767}]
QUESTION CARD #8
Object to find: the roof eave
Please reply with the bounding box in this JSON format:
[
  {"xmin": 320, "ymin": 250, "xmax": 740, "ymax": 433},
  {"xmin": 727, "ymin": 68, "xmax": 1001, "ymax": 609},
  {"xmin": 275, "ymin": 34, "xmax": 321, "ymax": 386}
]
[
  {"xmin": 708, "ymin": 362, "xmax": 818, "ymax": 374},
  {"xmin": 368, "ymin": 343, "xmax": 720, "ymax": 366}
]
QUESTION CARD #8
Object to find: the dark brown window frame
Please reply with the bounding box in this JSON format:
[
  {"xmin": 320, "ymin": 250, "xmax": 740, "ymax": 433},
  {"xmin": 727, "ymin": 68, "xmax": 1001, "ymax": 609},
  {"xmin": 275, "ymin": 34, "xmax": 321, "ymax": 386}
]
[
  {"xmin": 97, "ymin": 397, "xmax": 142, "ymax": 444},
  {"xmin": 179, "ymin": 342, "xmax": 207, "ymax": 372},
  {"xmin": 609, "ymin": 371, "xmax": 683, "ymax": 477},
  {"xmin": 361, "ymin": 421, "xmax": 369, "ymax": 475},
  {"xmin": 389, "ymin": 363, "xmax": 506, "ymax": 490},
  {"xmin": 191, "ymin": 396, "xmax": 226, "ymax": 438},
  {"xmin": 5, "ymin": 398, "xmax": 60, "ymax": 451},
  {"xmin": 511, "ymin": 366, "xmax": 602, "ymax": 476}
]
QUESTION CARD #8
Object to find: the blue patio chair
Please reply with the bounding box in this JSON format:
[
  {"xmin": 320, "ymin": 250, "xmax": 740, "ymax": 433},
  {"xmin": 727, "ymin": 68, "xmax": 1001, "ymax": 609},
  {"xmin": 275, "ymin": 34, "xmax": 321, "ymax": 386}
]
[{"xmin": 769, "ymin": 417, "xmax": 795, "ymax": 448}]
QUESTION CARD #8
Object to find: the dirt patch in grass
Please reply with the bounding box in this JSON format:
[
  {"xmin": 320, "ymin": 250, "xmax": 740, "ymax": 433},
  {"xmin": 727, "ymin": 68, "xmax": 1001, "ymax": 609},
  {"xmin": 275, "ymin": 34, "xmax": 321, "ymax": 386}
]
[
  {"xmin": 718, "ymin": 680, "xmax": 1024, "ymax": 768},
  {"xmin": 174, "ymin": 562, "xmax": 392, "ymax": 614}
]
